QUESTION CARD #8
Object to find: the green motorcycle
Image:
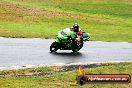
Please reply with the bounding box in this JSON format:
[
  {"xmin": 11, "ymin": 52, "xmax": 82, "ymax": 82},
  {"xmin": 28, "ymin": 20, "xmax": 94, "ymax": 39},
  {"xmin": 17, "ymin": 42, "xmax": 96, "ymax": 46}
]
[{"xmin": 50, "ymin": 31, "xmax": 90, "ymax": 52}]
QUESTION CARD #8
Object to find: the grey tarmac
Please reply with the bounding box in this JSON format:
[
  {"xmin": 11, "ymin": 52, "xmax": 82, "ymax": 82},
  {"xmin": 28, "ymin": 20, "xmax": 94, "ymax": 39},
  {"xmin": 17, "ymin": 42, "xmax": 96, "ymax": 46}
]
[{"xmin": 0, "ymin": 38, "xmax": 132, "ymax": 67}]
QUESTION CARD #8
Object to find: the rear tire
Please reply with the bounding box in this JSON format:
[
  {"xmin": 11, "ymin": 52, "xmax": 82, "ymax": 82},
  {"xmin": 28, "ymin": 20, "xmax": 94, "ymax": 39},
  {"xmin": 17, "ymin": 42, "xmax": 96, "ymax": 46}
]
[{"xmin": 50, "ymin": 42, "xmax": 59, "ymax": 52}]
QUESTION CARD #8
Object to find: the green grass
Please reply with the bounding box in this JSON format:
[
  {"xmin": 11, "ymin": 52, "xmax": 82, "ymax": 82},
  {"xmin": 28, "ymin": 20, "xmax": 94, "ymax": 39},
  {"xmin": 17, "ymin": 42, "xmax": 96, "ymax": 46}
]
[
  {"xmin": 0, "ymin": 0, "xmax": 132, "ymax": 42},
  {"xmin": 0, "ymin": 62, "xmax": 132, "ymax": 88}
]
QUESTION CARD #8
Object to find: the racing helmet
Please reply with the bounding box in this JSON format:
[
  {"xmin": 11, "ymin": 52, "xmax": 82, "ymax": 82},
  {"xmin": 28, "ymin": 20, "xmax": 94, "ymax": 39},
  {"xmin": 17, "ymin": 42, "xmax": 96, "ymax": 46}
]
[{"xmin": 73, "ymin": 23, "xmax": 79, "ymax": 32}]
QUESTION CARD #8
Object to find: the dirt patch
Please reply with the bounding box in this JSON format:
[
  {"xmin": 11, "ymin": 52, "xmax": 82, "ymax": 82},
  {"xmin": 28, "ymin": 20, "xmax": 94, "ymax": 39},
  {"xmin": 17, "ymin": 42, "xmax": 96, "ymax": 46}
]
[
  {"xmin": 0, "ymin": 62, "xmax": 131, "ymax": 77},
  {"xmin": 0, "ymin": 1, "xmax": 72, "ymax": 18},
  {"xmin": 0, "ymin": 1, "xmax": 114, "ymax": 24},
  {"xmin": 9, "ymin": 64, "xmax": 102, "ymax": 77},
  {"xmin": 0, "ymin": 30, "xmax": 43, "ymax": 38}
]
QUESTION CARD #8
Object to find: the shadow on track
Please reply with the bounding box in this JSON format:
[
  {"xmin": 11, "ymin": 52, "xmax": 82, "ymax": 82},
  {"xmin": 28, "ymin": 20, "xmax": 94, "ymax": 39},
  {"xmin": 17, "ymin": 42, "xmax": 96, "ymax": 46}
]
[{"xmin": 50, "ymin": 52, "xmax": 83, "ymax": 57}]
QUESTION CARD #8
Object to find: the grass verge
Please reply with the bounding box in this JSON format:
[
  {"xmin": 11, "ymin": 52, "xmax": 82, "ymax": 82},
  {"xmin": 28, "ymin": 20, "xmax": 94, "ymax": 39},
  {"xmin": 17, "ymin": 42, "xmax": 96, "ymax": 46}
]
[
  {"xmin": 0, "ymin": 62, "xmax": 132, "ymax": 88},
  {"xmin": 0, "ymin": 0, "xmax": 132, "ymax": 42}
]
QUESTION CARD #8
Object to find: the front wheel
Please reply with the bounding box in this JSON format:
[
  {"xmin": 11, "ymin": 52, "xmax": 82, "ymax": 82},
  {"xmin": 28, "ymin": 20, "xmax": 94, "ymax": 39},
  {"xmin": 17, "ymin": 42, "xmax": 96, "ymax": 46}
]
[
  {"xmin": 72, "ymin": 43, "xmax": 83, "ymax": 52},
  {"xmin": 50, "ymin": 42, "xmax": 59, "ymax": 52}
]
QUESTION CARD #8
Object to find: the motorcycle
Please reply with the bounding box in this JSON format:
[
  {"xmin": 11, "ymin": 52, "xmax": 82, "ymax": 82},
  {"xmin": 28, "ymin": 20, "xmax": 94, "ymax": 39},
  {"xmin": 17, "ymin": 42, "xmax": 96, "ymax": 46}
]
[{"xmin": 50, "ymin": 31, "xmax": 90, "ymax": 52}]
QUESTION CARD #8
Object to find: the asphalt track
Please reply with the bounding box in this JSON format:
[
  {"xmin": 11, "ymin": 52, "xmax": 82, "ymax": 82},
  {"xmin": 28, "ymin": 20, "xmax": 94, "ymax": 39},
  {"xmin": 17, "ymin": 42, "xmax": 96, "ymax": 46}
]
[{"xmin": 0, "ymin": 38, "xmax": 132, "ymax": 67}]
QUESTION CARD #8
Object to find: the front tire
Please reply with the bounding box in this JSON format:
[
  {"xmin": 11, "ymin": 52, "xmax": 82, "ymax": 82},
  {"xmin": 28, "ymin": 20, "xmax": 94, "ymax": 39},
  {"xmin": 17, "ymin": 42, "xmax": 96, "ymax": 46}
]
[
  {"xmin": 72, "ymin": 46, "xmax": 83, "ymax": 52},
  {"xmin": 72, "ymin": 43, "xmax": 83, "ymax": 52},
  {"xmin": 50, "ymin": 42, "xmax": 59, "ymax": 52}
]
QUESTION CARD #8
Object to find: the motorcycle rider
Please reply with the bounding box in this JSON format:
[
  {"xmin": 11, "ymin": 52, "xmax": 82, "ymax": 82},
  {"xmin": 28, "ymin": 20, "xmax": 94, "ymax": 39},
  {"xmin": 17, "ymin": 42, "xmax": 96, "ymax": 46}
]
[
  {"xmin": 58, "ymin": 23, "xmax": 82, "ymax": 43},
  {"xmin": 50, "ymin": 23, "xmax": 90, "ymax": 52}
]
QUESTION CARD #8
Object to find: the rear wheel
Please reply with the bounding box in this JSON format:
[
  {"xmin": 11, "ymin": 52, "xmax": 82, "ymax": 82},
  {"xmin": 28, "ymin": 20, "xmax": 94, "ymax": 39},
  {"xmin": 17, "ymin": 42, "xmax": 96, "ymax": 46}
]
[{"xmin": 50, "ymin": 42, "xmax": 59, "ymax": 52}]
